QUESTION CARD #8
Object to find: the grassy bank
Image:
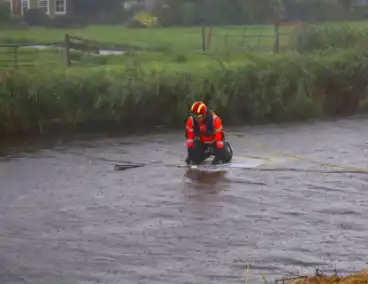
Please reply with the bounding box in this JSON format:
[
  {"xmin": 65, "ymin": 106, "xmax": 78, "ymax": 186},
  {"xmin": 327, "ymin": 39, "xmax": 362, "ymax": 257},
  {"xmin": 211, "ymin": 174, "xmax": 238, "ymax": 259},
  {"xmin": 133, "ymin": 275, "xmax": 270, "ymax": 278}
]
[
  {"xmin": 1, "ymin": 44, "xmax": 368, "ymax": 138},
  {"xmin": 2, "ymin": 23, "xmax": 368, "ymax": 139},
  {"xmin": 273, "ymin": 268, "xmax": 368, "ymax": 284}
]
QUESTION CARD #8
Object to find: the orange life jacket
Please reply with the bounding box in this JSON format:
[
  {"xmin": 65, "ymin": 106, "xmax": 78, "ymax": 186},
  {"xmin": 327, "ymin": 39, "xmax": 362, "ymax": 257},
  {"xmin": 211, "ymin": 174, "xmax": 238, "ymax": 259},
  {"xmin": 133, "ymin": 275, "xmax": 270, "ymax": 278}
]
[{"xmin": 186, "ymin": 111, "xmax": 224, "ymax": 148}]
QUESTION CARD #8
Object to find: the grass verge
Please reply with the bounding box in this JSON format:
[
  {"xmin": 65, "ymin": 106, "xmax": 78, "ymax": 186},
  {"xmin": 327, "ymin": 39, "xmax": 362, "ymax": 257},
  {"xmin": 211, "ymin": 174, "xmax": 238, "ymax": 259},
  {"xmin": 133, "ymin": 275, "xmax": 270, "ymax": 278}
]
[{"xmin": 273, "ymin": 268, "xmax": 368, "ymax": 284}]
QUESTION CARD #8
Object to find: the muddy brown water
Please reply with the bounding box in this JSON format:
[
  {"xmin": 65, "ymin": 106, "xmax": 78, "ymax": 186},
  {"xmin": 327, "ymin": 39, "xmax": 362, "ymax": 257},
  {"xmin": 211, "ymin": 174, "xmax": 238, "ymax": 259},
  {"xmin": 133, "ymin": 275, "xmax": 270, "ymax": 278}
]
[{"xmin": 1, "ymin": 116, "xmax": 368, "ymax": 284}]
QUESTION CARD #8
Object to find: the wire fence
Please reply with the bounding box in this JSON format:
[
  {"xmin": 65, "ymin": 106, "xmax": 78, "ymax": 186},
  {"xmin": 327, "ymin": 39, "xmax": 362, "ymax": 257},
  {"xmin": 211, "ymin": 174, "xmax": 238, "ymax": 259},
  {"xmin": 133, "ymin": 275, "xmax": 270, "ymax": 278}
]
[
  {"xmin": 0, "ymin": 34, "xmax": 130, "ymax": 69},
  {"xmin": 203, "ymin": 21, "xmax": 308, "ymax": 54},
  {"xmin": 0, "ymin": 21, "xmax": 308, "ymax": 70},
  {"xmin": 0, "ymin": 42, "xmax": 66, "ymax": 69}
]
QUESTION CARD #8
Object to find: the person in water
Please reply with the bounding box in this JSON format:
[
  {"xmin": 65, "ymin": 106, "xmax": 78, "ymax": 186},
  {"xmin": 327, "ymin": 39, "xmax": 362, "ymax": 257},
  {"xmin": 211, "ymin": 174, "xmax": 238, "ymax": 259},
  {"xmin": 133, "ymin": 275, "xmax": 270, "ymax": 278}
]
[{"xmin": 185, "ymin": 101, "xmax": 233, "ymax": 165}]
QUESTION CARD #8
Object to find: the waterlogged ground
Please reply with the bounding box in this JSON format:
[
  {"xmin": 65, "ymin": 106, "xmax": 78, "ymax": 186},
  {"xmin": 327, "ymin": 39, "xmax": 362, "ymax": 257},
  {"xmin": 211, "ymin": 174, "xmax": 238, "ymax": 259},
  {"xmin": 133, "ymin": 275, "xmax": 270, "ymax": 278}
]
[{"xmin": 1, "ymin": 116, "xmax": 368, "ymax": 284}]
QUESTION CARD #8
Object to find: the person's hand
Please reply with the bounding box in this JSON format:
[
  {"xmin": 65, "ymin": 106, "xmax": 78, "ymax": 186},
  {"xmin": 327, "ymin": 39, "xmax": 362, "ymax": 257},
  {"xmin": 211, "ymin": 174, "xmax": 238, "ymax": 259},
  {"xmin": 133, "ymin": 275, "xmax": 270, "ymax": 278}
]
[
  {"xmin": 185, "ymin": 147, "xmax": 191, "ymax": 164},
  {"xmin": 185, "ymin": 156, "xmax": 190, "ymax": 165}
]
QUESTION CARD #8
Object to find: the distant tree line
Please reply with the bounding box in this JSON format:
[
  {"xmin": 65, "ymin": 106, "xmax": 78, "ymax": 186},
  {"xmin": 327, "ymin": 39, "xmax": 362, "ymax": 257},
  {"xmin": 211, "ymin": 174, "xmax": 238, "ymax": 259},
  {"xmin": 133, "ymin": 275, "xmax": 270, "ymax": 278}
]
[
  {"xmin": 171, "ymin": 0, "xmax": 368, "ymax": 25},
  {"xmin": 77, "ymin": 0, "xmax": 368, "ymax": 25}
]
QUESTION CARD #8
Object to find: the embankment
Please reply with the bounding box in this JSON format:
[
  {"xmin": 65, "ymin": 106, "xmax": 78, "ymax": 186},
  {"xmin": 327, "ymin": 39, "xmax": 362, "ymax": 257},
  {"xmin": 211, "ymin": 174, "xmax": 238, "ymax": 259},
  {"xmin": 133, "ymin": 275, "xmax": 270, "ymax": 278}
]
[{"xmin": 1, "ymin": 33, "xmax": 368, "ymax": 139}]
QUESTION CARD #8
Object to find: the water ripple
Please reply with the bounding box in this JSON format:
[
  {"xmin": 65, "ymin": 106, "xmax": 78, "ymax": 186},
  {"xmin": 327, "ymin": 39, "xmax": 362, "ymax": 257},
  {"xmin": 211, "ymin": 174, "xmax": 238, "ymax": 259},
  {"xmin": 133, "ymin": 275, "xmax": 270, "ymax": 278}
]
[{"xmin": 0, "ymin": 117, "xmax": 368, "ymax": 284}]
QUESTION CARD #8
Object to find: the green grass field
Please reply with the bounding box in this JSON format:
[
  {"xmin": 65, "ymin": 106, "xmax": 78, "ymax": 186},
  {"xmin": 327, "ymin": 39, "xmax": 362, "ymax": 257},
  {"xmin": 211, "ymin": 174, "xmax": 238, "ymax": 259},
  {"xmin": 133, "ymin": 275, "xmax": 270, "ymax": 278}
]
[
  {"xmin": 0, "ymin": 24, "xmax": 293, "ymax": 68},
  {"xmin": 1, "ymin": 21, "xmax": 368, "ymax": 68},
  {"xmin": 0, "ymin": 44, "xmax": 66, "ymax": 68},
  {"xmin": 0, "ymin": 25, "xmax": 287, "ymax": 52},
  {"xmin": 0, "ymin": 26, "xmax": 290, "ymax": 67}
]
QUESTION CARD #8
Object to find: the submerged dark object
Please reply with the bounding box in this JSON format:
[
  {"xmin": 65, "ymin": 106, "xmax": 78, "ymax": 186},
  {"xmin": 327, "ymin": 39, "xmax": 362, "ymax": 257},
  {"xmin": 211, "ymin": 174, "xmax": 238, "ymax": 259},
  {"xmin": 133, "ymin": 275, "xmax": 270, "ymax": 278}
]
[{"xmin": 113, "ymin": 163, "xmax": 146, "ymax": 171}]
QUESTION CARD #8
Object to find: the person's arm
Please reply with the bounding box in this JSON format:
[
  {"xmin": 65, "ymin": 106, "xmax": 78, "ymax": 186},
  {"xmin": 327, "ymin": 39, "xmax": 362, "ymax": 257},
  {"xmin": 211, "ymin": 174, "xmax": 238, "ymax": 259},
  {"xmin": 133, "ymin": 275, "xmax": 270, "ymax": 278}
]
[
  {"xmin": 213, "ymin": 116, "xmax": 224, "ymax": 148},
  {"xmin": 186, "ymin": 117, "xmax": 194, "ymax": 148}
]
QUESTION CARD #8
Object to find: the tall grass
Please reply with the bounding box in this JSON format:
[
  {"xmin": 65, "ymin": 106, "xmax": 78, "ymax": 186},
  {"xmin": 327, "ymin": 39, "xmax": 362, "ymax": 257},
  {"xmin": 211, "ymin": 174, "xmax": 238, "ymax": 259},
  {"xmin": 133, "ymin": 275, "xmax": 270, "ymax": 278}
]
[
  {"xmin": 289, "ymin": 25, "xmax": 368, "ymax": 53},
  {"xmin": 1, "ymin": 44, "xmax": 368, "ymax": 137}
]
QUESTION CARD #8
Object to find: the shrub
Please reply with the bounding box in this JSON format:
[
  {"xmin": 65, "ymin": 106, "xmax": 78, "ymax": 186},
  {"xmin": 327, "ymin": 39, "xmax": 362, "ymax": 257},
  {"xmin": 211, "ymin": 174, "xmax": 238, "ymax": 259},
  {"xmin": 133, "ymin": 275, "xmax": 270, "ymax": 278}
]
[
  {"xmin": 23, "ymin": 8, "xmax": 51, "ymax": 26},
  {"xmin": 45, "ymin": 15, "xmax": 87, "ymax": 29},
  {"xmin": 125, "ymin": 18, "xmax": 147, "ymax": 28},
  {"xmin": 0, "ymin": 1, "xmax": 10, "ymax": 24},
  {"xmin": 152, "ymin": 4, "xmax": 173, "ymax": 27},
  {"xmin": 126, "ymin": 11, "xmax": 158, "ymax": 28}
]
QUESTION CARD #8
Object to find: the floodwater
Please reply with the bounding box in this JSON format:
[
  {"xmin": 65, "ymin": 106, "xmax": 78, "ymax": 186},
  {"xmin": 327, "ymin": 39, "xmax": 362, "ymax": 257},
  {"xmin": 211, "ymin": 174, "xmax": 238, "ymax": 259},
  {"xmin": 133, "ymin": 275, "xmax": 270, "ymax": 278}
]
[{"xmin": 0, "ymin": 116, "xmax": 368, "ymax": 284}]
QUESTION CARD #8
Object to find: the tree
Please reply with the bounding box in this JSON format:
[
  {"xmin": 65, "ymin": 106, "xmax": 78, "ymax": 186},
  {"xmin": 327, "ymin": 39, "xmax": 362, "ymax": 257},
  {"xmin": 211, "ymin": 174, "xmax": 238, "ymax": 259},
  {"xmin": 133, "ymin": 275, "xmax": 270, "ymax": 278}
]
[
  {"xmin": 282, "ymin": 0, "xmax": 346, "ymax": 22},
  {"xmin": 71, "ymin": 0, "xmax": 125, "ymax": 23},
  {"xmin": 205, "ymin": 0, "xmax": 284, "ymax": 25}
]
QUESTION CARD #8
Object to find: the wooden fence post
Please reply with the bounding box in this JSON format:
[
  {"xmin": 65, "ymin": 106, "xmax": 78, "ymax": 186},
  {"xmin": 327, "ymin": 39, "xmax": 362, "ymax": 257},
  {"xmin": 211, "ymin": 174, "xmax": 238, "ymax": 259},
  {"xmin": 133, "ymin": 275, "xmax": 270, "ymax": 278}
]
[
  {"xmin": 273, "ymin": 21, "xmax": 280, "ymax": 53},
  {"xmin": 206, "ymin": 26, "xmax": 213, "ymax": 51},
  {"xmin": 13, "ymin": 46, "xmax": 18, "ymax": 68},
  {"xmin": 201, "ymin": 22, "xmax": 206, "ymax": 53},
  {"xmin": 64, "ymin": 34, "xmax": 71, "ymax": 67}
]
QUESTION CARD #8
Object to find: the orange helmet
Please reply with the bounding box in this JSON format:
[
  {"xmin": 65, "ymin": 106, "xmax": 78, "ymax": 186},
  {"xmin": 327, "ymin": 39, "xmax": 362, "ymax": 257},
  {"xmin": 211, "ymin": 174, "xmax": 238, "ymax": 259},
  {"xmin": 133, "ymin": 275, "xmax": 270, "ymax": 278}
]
[{"xmin": 190, "ymin": 101, "xmax": 207, "ymax": 118}]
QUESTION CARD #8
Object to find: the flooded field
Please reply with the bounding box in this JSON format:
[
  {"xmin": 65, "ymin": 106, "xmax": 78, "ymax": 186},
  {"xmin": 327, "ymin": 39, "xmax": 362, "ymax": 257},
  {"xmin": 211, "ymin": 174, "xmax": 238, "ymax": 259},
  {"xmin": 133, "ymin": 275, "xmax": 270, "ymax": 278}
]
[{"xmin": 0, "ymin": 116, "xmax": 367, "ymax": 284}]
